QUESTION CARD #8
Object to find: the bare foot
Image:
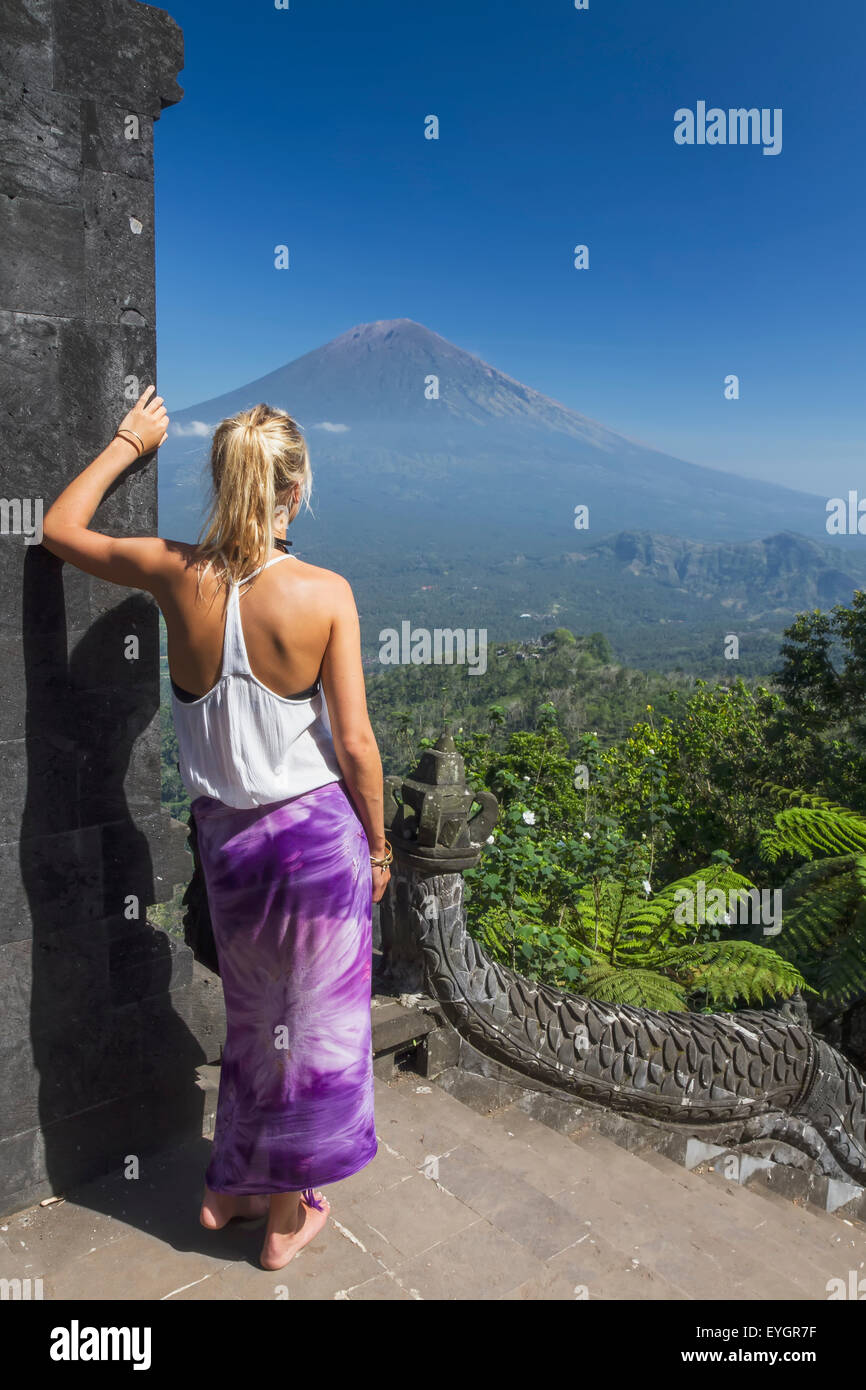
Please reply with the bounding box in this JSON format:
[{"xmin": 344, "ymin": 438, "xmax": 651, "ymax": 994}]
[
  {"xmin": 260, "ymin": 1193, "xmax": 331, "ymax": 1270},
  {"xmin": 200, "ymin": 1187, "xmax": 270, "ymax": 1230}
]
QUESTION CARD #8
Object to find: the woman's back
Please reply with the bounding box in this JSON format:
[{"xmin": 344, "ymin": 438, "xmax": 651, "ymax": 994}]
[
  {"xmin": 160, "ymin": 543, "xmax": 340, "ymax": 702},
  {"xmin": 157, "ymin": 543, "xmax": 354, "ymax": 809}
]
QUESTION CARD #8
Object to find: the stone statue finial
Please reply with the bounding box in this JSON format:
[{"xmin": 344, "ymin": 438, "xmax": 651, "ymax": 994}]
[{"xmin": 383, "ymin": 728, "xmax": 498, "ymax": 872}]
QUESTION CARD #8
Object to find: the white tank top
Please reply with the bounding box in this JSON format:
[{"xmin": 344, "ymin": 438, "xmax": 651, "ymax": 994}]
[{"xmin": 170, "ymin": 552, "xmax": 343, "ymax": 809}]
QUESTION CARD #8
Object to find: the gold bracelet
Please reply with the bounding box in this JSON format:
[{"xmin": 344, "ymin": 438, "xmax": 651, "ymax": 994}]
[
  {"xmin": 115, "ymin": 428, "xmax": 144, "ymax": 456},
  {"xmin": 370, "ymin": 839, "xmax": 393, "ymax": 868}
]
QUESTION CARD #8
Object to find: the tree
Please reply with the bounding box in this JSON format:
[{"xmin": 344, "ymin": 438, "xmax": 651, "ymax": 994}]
[{"xmin": 774, "ymin": 591, "xmax": 866, "ymax": 729}]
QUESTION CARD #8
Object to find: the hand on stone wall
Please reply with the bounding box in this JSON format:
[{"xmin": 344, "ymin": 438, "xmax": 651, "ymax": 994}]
[{"xmin": 117, "ymin": 385, "xmax": 170, "ymax": 454}]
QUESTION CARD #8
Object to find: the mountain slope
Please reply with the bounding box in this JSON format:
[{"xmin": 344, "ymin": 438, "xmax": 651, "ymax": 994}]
[
  {"xmin": 168, "ymin": 318, "xmax": 638, "ymax": 441},
  {"xmin": 158, "ymin": 319, "xmax": 831, "ymax": 556}
]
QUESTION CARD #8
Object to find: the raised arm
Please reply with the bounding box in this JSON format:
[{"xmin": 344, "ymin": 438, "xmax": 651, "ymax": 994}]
[
  {"xmin": 40, "ymin": 387, "xmax": 172, "ymax": 590},
  {"xmin": 320, "ymin": 576, "xmax": 390, "ymax": 903}
]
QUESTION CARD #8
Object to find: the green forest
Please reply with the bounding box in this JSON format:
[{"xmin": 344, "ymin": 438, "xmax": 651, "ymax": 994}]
[{"xmin": 158, "ymin": 592, "xmax": 866, "ymax": 1061}]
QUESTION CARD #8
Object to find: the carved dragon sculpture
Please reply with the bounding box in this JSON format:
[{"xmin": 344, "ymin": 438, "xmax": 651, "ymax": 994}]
[{"xmin": 385, "ymin": 733, "xmax": 866, "ymax": 1186}]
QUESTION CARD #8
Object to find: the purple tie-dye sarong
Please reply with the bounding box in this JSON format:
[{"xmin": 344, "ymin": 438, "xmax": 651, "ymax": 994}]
[{"xmin": 190, "ymin": 779, "xmax": 378, "ymax": 1209}]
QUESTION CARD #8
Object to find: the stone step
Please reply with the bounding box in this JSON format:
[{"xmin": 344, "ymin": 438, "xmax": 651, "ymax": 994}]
[
  {"xmin": 422, "ymin": 1066, "xmax": 866, "ymax": 1298},
  {"xmin": 375, "ymin": 1074, "xmax": 851, "ymax": 1300},
  {"xmin": 671, "ymin": 1133, "xmax": 866, "ymax": 1222},
  {"xmin": 394, "ymin": 1064, "xmax": 842, "ymax": 1258},
  {"xmin": 342, "ymin": 1073, "xmax": 688, "ymax": 1299},
  {"xmin": 369, "ymin": 994, "xmax": 439, "ymax": 1078},
  {"xmin": 638, "ymin": 1145, "xmax": 866, "ymax": 1296},
  {"xmin": 199, "ymin": 1047, "xmax": 866, "ymax": 1290},
  {"xmin": 439, "ymin": 1078, "xmax": 839, "ymax": 1295},
  {"xmin": 569, "ymin": 1109, "xmax": 866, "ymax": 1229},
  {"xmin": 431, "ymin": 1048, "xmax": 866, "ymax": 1227},
  {"xmin": 563, "ymin": 1130, "xmax": 857, "ymax": 1299}
]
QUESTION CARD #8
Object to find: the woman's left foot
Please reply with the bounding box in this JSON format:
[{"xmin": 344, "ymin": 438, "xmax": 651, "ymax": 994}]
[{"xmin": 200, "ymin": 1188, "xmax": 270, "ymax": 1229}]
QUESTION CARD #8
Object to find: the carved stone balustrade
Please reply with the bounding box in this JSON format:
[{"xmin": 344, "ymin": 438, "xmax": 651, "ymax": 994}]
[{"xmin": 381, "ymin": 729, "xmax": 866, "ymax": 1186}]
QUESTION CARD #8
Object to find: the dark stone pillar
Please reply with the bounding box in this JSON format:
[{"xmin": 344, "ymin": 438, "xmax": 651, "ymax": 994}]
[{"xmin": 0, "ymin": 0, "xmax": 223, "ymax": 1218}]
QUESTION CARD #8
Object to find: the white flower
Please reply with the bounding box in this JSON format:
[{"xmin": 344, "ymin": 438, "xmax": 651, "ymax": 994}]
[
  {"xmin": 522, "ymin": 810, "xmax": 536, "ymax": 825},
  {"xmin": 647, "ymin": 747, "xmax": 655, "ymax": 754},
  {"xmin": 523, "ymin": 775, "xmax": 530, "ymax": 782},
  {"xmin": 486, "ymin": 835, "xmax": 495, "ymax": 844},
  {"xmin": 582, "ymin": 831, "xmax": 591, "ymax": 840},
  {"xmin": 642, "ymin": 879, "xmax": 652, "ymax": 896}
]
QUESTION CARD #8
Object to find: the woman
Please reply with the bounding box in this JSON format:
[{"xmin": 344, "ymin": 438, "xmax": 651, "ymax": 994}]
[{"xmin": 41, "ymin": 386, "xmax": 391, "ymax": 1272}]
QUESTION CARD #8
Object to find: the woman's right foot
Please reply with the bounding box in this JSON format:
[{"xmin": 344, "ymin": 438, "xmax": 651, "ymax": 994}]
[
  {"xmin": 260, "ymin": 1194, "xmax": 331, "ymax": 1270},
  {"xmin": 200, "ymin": 1187, "xmax": 269, "ymax": 1229}
]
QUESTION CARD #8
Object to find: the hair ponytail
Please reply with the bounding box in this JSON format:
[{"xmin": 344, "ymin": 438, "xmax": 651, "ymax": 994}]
[{"xmin": 193, "ymin": 403, "xmax": 312, "ymax": 593}]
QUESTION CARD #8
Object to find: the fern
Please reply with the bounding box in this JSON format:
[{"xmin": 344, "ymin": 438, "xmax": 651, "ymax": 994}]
[
  {"xmin": 662, "ymin": 940, "xmax": 809, "ymax": 1008},
  {"xmin": 578, "ymin": 958, "xmax": 688, "ymax": 1011},
  {"xmin": 759, "ymin": 785, "xmax": 866, "ymax": 861},
  {"xmin": 768, "ymin": 863, "xmax": 866, "ymax": 1015},
  {"xmin": 475, "ymin": 904, "xmax": 513, "ymax": 957},
  {"xmin": 562, "ymin": 864, "xmax": 806, "ymax": 1010},
  {"xmin": 569, "ymin": 864, "xmax": 762, "ymax": 960},
  {"xmin": 758, "ymin": 787, "xmax": 866, "ymax": 1017}
]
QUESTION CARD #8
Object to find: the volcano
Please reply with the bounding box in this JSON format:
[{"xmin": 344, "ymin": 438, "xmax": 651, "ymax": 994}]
[{"xmin": 157, "ymin": 318, "xmax": 829, "ymax": 560}]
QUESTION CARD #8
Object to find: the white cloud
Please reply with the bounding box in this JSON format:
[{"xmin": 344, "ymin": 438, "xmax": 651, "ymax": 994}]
[
  {"xmin": 172, "ymin": 420, "xmax": 212, "ymax": 437},
  {"xmin": 311, "ymin": 421, "xmax": 350, "ymax": 433}
]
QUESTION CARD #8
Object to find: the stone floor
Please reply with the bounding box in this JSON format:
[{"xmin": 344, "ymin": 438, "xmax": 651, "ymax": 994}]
[{"xmin": 2, "ymin": 1071, "xmax": 865, "ymax": 1301}]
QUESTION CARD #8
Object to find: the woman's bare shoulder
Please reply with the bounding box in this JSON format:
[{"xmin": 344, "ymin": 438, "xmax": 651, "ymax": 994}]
[
  {"xmin": 289, "ymin": 558, "xmax": 356, "ymax": 603},
  {"xmin": 160, "ymin": 540, "xmax": 210, "ymax": 573},
  {"xmin": 146, "ymin": 539, "xmax": 209, "ymax": 593}
]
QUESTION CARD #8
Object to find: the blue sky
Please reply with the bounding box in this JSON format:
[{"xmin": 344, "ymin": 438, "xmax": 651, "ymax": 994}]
[{"xmin": 154, "ymin": 0, "xmax": 865, "ymax": 494}]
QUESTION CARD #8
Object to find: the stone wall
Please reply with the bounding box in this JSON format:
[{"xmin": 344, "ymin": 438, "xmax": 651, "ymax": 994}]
[{"xmin": 0, "ymin": 0, "xmax": 223, "ymax": 1217}]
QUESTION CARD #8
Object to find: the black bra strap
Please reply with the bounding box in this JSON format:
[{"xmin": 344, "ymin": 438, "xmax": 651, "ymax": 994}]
[{"xmin": 170, "ymin": 674, "xmax": 320, "ymax": 704}]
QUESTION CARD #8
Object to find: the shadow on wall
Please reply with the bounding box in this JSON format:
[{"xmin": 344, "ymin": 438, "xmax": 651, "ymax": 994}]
[{"xmin": 18, "ymin": 543, "xmax": 207, "ymax": 1203}]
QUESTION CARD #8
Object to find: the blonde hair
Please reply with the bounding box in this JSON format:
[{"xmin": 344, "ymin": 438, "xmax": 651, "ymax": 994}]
[{"xmin": 193, "ymin": 403, "xmax": 312, "ymax": 593}]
